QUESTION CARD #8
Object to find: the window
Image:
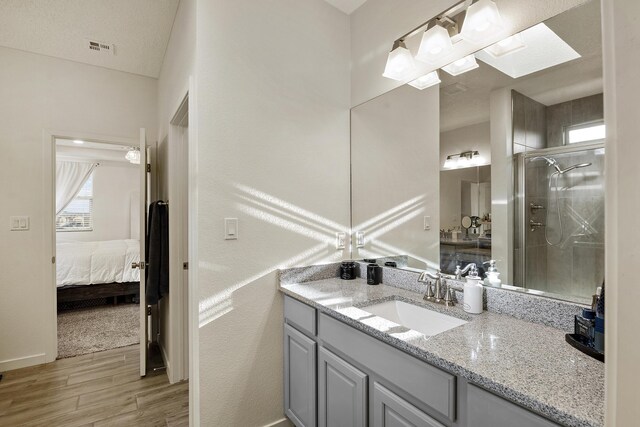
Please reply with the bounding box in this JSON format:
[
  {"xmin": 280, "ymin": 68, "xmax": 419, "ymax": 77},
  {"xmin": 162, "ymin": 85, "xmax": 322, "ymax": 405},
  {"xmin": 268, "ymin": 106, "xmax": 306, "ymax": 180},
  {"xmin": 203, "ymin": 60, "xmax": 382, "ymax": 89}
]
[
  {"xmin": 56, "ymin": 174, "xmax": 94, "ymax": 231},
  {"xmin": 566, "ymin": 121, "xmax": 606, "ymax": 144}
]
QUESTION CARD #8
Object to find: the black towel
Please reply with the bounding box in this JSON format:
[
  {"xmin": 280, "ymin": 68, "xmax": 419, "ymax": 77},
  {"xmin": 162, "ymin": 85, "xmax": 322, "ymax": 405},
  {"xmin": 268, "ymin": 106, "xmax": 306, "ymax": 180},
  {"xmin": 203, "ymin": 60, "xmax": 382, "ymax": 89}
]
[{"xmin": 145, "ymin": 201, "xmax": 169, "ymax": 305}]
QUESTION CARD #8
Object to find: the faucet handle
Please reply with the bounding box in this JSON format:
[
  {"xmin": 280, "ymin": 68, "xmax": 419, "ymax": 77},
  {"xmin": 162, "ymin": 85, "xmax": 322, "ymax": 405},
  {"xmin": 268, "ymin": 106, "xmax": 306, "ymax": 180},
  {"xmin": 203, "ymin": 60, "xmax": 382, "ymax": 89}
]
[
  {"xmin": 423, "ymin": 281, "xmax": 435, "ymax": 301},
  {"xmin": 443, "ymin": 282, "xmax": 455, "ymax": 307}
]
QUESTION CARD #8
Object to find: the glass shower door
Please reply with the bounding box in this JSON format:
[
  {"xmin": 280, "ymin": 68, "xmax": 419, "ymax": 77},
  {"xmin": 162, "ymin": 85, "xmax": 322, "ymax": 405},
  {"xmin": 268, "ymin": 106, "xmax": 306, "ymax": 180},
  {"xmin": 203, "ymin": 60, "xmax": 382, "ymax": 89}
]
[{"xmin": 515, "ymin": 144, "xmax": 605, "ymax": 300}]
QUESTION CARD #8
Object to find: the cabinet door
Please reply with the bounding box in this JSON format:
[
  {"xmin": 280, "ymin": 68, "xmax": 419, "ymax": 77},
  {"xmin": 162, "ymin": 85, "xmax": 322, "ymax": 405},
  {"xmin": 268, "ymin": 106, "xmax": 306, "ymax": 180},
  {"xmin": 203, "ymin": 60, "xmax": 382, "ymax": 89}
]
[
  {"xmin": 372, "ymin": 383, "xmax": 445, "ymax": 427},
  {"xmin": 318, "ymin": 347, "xmax": 367, "ymax": 427},
  {"xmin": 466, "ymin": 384, "xmax": 559, "ymax": 427},
  {"xmin": 285, "ymin": 324, "xmax": 317, "ymax": 427}
]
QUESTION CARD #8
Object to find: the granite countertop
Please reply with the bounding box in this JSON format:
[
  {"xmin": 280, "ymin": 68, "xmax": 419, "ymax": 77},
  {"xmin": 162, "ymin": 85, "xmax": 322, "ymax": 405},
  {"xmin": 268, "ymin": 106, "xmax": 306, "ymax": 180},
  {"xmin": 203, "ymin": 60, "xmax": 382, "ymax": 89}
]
[{"xmin": 279, "ymin": 278, "xmax": 604, "ymax": 427}]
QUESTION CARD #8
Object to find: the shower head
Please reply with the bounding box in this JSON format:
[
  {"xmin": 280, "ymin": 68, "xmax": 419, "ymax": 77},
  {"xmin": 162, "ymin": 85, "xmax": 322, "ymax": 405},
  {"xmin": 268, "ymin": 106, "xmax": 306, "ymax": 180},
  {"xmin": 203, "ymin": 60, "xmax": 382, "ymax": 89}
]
[
  {"xmin": 531, "ymin": 156, "xmax": 557, "ymax": 166},
  {"xmin": 558, "ymin": 162, "xmax": 592, "ymax": 174},
  {"xmin": 531, "ymin": 156, "xmax": 562, "ymax": 173}
]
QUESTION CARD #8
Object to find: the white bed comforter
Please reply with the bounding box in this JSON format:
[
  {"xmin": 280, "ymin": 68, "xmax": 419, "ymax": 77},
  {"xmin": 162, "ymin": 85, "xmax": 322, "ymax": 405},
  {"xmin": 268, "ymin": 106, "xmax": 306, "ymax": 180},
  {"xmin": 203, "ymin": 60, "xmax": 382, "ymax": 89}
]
[{"xmin": 56, "ymin": 239, "xmax": 141, "ymax": 287}]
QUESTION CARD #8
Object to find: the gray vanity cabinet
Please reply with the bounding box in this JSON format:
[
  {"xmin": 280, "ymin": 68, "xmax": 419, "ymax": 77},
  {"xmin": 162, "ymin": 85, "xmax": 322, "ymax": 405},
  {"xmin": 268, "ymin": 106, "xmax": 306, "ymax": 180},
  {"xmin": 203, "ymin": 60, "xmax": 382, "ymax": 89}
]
[
  {"xmin": 283, "ymin": 295, "xmax": 561, "ymax": 427},
  {"xmin": 372, "ymin": 383, "xmax": 445, "ymax": 427},
  {"xmin": 284, "ymin": 323, "xmax": 317, "ymax": 427},
  {"xmin": 318, "ymin": 346, "xmax": 368, "ymax": 427}
]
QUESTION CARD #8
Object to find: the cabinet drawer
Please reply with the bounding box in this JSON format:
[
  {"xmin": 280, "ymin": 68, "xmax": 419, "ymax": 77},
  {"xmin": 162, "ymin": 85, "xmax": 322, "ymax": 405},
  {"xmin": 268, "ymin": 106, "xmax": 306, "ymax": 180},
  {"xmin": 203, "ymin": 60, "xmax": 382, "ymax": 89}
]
[
  {"xmin": 373, "ymin": 382, "xmax": 445, "ymax": 427},
  {"xmin": 285, "ymin": 295, "xmax": 317, "ymax": 336},
  {"xmin": 466, "ymin": 384, "xmax": 559, "ymax": 427},
  {"xmin": 318, "ymin": 313, "xmax": 456, "ymax": 422}
]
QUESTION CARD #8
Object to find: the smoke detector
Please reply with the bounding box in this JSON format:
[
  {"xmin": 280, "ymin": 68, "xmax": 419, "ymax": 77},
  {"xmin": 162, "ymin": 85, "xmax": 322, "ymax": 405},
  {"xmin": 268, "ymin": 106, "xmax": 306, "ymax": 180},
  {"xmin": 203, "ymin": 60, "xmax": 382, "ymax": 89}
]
[{"xmin": 86, "ymin": 39, "xmax": 116, "ymax": 56}]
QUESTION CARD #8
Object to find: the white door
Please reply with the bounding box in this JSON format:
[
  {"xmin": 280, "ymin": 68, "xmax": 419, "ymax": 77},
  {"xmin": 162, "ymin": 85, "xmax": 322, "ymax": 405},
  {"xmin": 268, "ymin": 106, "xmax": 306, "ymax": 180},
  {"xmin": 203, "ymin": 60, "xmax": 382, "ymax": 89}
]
[{"xmin": 137, "ymin": 128, "xmax": 148, "ymax": 377}]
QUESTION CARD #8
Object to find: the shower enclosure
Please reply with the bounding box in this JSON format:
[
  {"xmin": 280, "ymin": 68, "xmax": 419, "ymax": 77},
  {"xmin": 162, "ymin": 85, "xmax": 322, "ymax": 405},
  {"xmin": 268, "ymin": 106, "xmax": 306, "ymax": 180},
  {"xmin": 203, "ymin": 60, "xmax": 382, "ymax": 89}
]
[{"xmin": 514, "ymin": 142, "xmax": 605, "ymax": 300}]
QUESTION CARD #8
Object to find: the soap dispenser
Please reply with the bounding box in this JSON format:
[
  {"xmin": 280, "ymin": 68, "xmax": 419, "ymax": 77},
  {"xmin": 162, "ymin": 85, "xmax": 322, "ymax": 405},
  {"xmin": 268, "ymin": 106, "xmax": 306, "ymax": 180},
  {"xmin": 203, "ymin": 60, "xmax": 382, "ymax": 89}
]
[
  {"xmin": 483, "ymin": 260, "xmax": 502, "ymax": 287},
  {"xmin": 463, "ymin": 264, "xmax": 484, "ymax": 314}
]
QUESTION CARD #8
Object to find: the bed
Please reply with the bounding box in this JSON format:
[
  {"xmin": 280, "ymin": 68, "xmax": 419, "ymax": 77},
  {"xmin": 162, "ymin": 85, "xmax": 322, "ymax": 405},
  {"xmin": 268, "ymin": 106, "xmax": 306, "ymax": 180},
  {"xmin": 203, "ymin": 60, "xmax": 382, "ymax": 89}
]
[{"xmin": 56, "ymin": 239, "xmax": 141, "ymax": 303}]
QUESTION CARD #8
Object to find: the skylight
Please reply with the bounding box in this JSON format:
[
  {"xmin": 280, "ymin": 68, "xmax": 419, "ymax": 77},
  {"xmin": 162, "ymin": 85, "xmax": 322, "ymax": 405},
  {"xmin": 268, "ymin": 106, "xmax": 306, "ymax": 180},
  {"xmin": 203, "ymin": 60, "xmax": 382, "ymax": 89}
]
[{"xmin": 475, "ymin": 23, "xmax": 581, "ymax": 78}]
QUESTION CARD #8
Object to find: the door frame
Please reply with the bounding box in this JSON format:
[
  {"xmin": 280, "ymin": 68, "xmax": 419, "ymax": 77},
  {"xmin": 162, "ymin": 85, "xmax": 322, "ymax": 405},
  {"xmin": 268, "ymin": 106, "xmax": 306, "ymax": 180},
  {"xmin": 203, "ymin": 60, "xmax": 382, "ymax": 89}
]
[
  {"xmin": 167, "ymin": 93, "xmax": 189, "ymax": 384},
  {"xmin": 164, "ymin": 77, "xmax": 199, "ymax": 427},
  {"xmin": 43, "ymin": 130, "xmax": 139, "ymax": 362}
]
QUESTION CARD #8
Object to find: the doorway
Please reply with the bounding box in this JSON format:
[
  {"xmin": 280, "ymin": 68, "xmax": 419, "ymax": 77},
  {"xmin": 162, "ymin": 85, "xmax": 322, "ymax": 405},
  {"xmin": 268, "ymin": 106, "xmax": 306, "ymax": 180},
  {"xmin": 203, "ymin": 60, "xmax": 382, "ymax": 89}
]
[{"xmin": 54, "ymin": 138, "xmax": 143, "ymax": 358}]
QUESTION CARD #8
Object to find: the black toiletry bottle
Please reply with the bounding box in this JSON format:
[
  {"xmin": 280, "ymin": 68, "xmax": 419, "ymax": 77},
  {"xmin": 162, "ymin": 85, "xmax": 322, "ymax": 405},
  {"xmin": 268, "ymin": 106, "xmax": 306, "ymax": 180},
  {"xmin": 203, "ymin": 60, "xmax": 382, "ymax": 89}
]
[
  {"xmin": 367, "ymin": 263, "xmax": 381, "ymax": 285},
  {"xmin": 340, "ymin": 261, "xmax": 356, "ymax": 280}
]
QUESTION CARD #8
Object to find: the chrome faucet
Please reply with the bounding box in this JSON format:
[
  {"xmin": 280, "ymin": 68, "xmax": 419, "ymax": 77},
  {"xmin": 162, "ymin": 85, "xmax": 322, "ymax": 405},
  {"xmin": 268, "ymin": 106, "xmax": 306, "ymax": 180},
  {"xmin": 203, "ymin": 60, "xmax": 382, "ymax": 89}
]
[
  {"xmin": 454, "ymin": 263, "xmax": 477, "ymax": 280},
  {"xmin": 418, "ymin": 270, "xmax": 455, "ymax": 306}
]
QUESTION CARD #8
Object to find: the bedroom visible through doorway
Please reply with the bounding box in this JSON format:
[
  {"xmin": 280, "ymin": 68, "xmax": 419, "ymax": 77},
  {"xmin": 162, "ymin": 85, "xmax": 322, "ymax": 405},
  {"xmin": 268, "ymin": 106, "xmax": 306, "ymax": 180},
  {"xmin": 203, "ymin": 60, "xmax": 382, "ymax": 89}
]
[{"xmin": 55, "ymin": 138, "xmax": 142, "ymax": 358}]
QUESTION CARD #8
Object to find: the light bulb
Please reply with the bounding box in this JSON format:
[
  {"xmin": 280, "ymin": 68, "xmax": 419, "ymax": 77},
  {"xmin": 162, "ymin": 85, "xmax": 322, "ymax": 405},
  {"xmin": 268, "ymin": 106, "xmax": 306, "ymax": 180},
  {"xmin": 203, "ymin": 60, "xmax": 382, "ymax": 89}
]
[
  {"xmin": 442, "ymin": 54, "xmax": 479, "ymax": 76},
  {"xmin": 408, "ymin": 71, "xmax": 441, "ymax": 90},
  {"xmin": 416, "ymin": 25, "xmax": 454, "ymax": 64},
  {"xmin": 382, "ymin": 41, "xmax": 417, "ymax": 81},
  {"xmin": 443, "ymin": 157, "xmax": 455, "ymax": 169},
  {"xmin": 460, "ymin": 0, "xmax": 505, "ymax": 44}
]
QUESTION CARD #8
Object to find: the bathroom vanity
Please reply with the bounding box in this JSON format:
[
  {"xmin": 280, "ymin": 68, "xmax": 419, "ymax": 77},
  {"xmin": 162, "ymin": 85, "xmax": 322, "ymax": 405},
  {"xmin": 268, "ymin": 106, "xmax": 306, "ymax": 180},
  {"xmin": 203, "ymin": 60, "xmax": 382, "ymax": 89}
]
[{"xmin": 280, "ymin": 275, "xmax": 603, "ymax": 427}]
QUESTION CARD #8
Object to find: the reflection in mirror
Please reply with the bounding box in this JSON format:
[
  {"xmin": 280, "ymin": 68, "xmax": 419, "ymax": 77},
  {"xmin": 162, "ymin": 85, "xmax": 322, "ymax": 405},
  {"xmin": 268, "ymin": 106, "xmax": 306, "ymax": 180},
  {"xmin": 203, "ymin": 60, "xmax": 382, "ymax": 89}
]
[
  {"xmin": 350, "ymin": 0, "xmax": 603, "ymax": 303},
  {"xmin": 440, "ymin": 166, "xmax": 491, "ymax": 276}
]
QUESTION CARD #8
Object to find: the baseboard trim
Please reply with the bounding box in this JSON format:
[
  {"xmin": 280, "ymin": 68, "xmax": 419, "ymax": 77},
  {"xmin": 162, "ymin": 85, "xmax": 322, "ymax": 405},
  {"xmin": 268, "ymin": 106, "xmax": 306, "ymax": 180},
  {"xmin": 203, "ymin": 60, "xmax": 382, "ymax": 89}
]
[
  {"xmin": 0, "ymin": 352, "xmax": 47, "ymax": 372},
  {"xmin": 263, "ymin": 418, "xmax": 293, "ymax": 427}
]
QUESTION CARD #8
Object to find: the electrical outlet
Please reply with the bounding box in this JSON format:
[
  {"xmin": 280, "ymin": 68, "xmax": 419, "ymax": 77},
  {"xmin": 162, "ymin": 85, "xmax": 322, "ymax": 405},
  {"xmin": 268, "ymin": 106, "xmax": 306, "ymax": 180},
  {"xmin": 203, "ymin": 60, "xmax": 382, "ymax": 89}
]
[
  {"xmin": 355, "ymin": 231, "xmax": 365, "ymax": 248},
  {"xmin": 336, "ymin": 232, "xmax": 346, "ymax": 250}
]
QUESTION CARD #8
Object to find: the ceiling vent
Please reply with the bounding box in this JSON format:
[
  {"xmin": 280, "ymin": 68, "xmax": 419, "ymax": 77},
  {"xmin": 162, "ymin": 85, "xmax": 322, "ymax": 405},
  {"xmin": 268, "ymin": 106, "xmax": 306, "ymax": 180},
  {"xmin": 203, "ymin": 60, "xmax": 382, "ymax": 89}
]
[
  {"xmin": 441, "ymin": 82, "xmax": 468, "ymax": 96},
  {"xmin": 86, "ymin": 39, "xmax": 116, "ymax": 56}
]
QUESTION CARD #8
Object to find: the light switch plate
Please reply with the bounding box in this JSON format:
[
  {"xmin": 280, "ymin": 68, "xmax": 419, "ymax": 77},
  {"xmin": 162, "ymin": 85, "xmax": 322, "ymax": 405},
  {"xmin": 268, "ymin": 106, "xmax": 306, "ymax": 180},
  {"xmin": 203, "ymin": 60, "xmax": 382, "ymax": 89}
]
[
  {"xmin": 336, "ymin": 232, "xmax": 346, "ymax": 250},
  {"xmin": 224, "ymin": 218, "xmax": 238, "ymax": 240},
  {"xmin": 355, "ymin": 231, "xmax": 365, "ymax": 248},
  {"xmin": 424, "ymin": 216, "xmax": 431, "ymax": 231},
  {"xmin": 10, "ymin": 216, "xmax": 29, "ymax": 231}
]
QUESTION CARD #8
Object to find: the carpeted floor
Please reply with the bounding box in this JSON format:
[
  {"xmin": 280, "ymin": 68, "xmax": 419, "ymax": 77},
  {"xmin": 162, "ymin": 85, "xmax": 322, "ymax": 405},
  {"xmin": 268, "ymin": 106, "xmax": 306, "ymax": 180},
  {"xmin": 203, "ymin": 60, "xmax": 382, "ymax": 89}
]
[{"xmin": 57, "ymin": 303, "xmax": 140, "ymax": 358}]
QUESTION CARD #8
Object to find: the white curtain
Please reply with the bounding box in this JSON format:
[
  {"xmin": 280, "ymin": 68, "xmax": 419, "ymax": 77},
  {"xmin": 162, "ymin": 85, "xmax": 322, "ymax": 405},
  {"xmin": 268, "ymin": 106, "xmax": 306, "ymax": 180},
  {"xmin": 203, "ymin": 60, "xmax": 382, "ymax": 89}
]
[{"xmin": 56, "ymin": 161, "xmax": 98, "ymax": 215}]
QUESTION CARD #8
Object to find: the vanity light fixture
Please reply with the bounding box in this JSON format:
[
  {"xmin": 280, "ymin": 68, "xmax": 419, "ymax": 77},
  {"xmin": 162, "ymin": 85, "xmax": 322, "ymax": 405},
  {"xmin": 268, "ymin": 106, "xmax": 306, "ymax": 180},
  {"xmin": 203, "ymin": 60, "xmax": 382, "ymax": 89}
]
[
  {"xmin": 460, "ymin": 0, "xmax": 505, "ymax": 44},
  {"xmin": 416, "ymin": 24, "xmax": 454, "ymax": 64},
  {"xmin": 73, "ymin": 140, "xmax": 84, "ymax": 144},
  {"xmin": 382, "ymin": 40, "xmax": 417, "ymax": 81},
  {"xmin": 443, "ymin": 150, "xmax": 482, "ymax": 170},
  {"xmin": 125, "ymin": 147, "xmax": 141, "ymax": 165},
  {"xmin": 483, "ymin": 33, "xmax": 526, "ymax": 58},
  {"xmin": 442, "ymin": 54, "xmax": 479, "ymax": 76},
  {"xmin": 408, "ymin": 71, "xmax": 441, "ymax": 90}
]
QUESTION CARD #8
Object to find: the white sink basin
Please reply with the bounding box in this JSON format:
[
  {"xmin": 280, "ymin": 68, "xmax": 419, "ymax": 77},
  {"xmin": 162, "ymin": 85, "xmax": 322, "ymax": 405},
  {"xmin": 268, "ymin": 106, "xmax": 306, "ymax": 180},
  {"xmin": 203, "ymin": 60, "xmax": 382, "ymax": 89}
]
[{"xmin": 362, "ymin": 300, "xmax": 467, "ymax": 336}]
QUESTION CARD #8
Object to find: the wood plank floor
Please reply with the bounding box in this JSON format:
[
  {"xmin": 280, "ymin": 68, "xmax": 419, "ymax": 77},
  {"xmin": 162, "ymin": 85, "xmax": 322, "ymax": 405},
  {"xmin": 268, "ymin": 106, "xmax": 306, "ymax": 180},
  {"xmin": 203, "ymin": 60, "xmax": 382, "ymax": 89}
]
[{"xmin": 0, "ymin": 345, "xmax": 188, "ymax": 426}]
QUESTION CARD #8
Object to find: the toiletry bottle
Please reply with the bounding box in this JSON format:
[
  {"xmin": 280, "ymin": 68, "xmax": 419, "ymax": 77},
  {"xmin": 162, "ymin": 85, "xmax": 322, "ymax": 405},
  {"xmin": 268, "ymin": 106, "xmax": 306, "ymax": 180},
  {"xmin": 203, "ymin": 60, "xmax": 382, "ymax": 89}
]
[
  {"xmin": 367, "ymin": 263, "xmax": 381, "ymax": 285},
  {"xmin": 594, "ymin": 282, "xmax": 605, "ymax": 352},
  {"xmin": 463, "ymin": 265, "xmax": 484, "ymax": 314},
  {"xmin": 483, "ymin": 260, "xmax": 501, "ymax": 287}
]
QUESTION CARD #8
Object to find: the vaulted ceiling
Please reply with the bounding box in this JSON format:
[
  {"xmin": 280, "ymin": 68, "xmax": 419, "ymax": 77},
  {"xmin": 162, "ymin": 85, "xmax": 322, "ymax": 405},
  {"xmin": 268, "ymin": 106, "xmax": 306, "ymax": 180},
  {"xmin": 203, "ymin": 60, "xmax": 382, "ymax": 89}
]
[{"xmin": 0, "ymin": 0, "xmax": 179, "ymax": 78}]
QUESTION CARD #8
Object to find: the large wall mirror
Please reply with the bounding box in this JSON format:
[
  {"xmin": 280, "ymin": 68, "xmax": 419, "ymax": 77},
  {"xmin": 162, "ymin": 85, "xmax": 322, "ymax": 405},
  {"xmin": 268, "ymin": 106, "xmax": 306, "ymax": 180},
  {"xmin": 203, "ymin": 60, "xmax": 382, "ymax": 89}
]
[{"xmin": 350, "ymin": 0, "xmax": 603, "ymax": 304}]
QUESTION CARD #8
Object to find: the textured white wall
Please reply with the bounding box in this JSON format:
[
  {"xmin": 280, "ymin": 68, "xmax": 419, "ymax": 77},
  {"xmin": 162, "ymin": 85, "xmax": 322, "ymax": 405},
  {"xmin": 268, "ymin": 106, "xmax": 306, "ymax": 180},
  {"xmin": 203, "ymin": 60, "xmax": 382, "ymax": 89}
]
[
  {"xmin": 350, "ymin": 0, "xmax": 588, "ymax": 107},
  {"xmin": 55, "ymin": 162, "xmax": 139, "ymax": 243},
  {"xmin": 195, "ymin": 0, "xmax": 350, "ymax": 425},
  {"xmin": 0, "ymin": 46, "xmax": 157, "ymax": 370},
  {"xmin": 602, "ymin": 0, "xmax": 640, "ymax": 425},
  {"xmin": 351, "ymin": 84, "xmax": 440, "ymax": 269}
]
